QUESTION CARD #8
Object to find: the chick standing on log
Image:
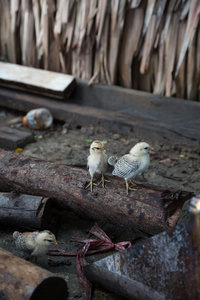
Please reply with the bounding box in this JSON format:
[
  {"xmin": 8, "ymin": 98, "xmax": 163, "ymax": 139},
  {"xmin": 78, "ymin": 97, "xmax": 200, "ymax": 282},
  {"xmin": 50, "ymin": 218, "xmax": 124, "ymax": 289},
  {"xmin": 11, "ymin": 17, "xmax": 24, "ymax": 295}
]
[
  {"xmin": 108, "ymin": 142, "xmax": 152, "ymax": 195},
  {"xmin": 13, "ymin": 230, "xmax": 57, "ymax": 262},
  {"xmin": 85, "ymin": 140, "xmax": 108, "ymax": 192}
]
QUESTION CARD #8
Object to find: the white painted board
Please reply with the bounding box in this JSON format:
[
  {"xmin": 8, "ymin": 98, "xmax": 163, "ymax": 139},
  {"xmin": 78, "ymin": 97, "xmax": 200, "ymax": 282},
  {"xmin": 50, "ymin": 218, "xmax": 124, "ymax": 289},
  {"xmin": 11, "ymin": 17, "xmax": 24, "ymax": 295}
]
[{"xmin": 0, "ymin": 62, "xmax": 76, "ymax": 98}]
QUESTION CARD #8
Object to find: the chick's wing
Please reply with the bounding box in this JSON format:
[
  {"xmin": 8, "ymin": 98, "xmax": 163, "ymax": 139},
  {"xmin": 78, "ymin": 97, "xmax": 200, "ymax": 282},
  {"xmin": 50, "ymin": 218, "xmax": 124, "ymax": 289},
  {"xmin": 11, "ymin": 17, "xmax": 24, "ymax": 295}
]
[{"xmin": 112, "ymin": 154, "xmax": 140, "ymax": 178}]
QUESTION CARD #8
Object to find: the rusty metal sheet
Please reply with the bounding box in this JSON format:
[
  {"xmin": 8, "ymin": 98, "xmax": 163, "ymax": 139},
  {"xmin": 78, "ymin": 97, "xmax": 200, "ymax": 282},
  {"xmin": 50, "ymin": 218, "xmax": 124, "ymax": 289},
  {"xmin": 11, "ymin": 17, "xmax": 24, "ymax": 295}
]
[{"xmin": 84, "ymin": 195, "xmax": 200, "ymax": 300}]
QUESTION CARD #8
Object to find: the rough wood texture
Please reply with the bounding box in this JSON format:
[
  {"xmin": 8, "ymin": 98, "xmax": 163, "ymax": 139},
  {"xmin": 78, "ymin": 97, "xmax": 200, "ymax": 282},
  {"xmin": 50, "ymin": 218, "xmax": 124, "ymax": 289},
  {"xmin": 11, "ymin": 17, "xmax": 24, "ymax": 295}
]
[
  {"xmin": 0, "ymin": 62, "xmax": 77, "ymax": 99},
  {"xmin": 0, "ymin": 126, "xmax": 34, "ymax": 150},
  {"xmin": 0, "ymin": 82, "xmax": 200, "ymax": 141},
  {"xmin": 0, "ymin": 150, "xmax": 192, "ymax": 235},
  {"xmin": 0, "ymin": 192, "xmax": 53, "ymax": 229},
  {"xmin": 0, "ymin": 247, "xmax": 68, "ymax": 300}
]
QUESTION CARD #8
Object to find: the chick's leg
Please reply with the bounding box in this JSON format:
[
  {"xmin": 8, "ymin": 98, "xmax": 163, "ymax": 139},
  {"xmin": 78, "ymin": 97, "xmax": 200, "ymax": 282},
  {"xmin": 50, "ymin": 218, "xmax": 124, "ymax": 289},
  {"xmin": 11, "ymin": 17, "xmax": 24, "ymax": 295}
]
[
  {"xmin": 85, "ymin": 177, "xmax": 97, "ymax": 192},
  {"xmin": 98, "ymin": 174, "xmax": 110, "ymax": 188},
  {"xmin": 129, "ymin": 179, "xmax": 137, "ymax": 187},
  {"xmin": 129, "ymin": 178, "xmax": 144, "ymax": 187},
  {"xmin": 125, "ymin": 180, "xmax": 137, "ymax": 195}
]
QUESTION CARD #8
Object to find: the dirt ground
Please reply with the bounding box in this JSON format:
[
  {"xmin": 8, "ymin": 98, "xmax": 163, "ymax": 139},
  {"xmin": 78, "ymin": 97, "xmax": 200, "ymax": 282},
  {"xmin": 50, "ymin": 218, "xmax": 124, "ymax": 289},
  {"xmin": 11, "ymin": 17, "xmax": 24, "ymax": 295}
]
[{"xmin": 0, "ymin": 107, "xmax": 200, "ymax": 299}]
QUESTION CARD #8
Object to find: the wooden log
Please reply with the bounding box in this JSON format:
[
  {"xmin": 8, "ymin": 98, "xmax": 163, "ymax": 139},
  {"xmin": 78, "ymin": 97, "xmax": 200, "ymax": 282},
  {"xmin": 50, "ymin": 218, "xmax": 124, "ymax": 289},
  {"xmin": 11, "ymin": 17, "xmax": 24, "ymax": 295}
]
[
  {"xmin": 0, "ymin": 247, "xmax": 68, "ymax": 300},
  {"xmin": 0, "ymin": 150, "xmax": 193, "ymax": 235},
  {"xmin": 0, "ymin": 192, "xmax": 54, "ymax": 229}
]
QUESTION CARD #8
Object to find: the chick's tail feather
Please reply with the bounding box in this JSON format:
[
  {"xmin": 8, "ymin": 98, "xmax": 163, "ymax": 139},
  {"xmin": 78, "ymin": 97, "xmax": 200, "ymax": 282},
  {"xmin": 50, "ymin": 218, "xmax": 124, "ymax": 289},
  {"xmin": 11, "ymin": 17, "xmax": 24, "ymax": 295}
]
[
  {"xmin": 13, "ymin": 231, "xmax": 20, "ymax": 240},
  {"xmin": 108, "ymin": 156, "xmax": 118, "ymax": 166}
]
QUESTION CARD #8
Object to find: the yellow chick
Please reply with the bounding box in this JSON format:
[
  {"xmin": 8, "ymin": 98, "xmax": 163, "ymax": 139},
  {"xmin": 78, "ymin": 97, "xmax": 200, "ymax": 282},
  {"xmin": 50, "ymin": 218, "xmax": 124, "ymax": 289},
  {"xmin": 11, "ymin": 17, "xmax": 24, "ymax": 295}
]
[
  {"xmin": 86, "ymin": 140, "xmax": 108, "ymax": 192},
  {"xmin": 13, "ymin": 230, "xmax": 57, "ymax": 262}
]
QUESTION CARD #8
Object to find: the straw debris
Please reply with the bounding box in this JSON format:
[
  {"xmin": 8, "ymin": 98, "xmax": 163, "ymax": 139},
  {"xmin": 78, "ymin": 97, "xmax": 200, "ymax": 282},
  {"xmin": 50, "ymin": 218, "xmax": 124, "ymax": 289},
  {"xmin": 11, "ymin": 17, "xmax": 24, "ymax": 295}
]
[{"xmin": 0, "ymin": 0, "xmax": 199, "ymax": 100}]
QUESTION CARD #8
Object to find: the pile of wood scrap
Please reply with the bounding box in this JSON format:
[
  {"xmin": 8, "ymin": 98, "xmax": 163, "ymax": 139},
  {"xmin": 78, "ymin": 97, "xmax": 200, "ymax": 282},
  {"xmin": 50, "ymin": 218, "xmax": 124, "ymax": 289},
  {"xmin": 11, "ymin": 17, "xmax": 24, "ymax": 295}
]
[
  {"xmin": 0, "ymin": 0, "xmax": 199, "ymax": 101},
  {"xmin": 0, "ymin": 149, "xmax": 195, "ymax": 299}
]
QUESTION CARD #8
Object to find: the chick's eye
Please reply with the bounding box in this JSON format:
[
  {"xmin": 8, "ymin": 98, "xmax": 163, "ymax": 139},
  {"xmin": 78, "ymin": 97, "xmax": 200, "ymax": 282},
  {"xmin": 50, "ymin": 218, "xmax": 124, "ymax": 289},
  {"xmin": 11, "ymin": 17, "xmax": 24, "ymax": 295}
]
[
  {"xmin": 144, "ymin": 147, "xmax": 149, "ymax": 150},
  {"xmin": 44, "ymin": 239, "xmax": 52, "ymax": 242},
  {"xmin": 95, "ymin": 147, "xmax": 100, "ymax": 150}
]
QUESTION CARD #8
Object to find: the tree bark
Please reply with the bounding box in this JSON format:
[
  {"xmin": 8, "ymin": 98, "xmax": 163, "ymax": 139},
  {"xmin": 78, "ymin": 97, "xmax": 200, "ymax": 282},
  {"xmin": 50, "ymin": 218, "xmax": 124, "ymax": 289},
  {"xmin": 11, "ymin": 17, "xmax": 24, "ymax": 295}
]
[
  {"xmin": 0, "ymin": 150, "xmax": 192, "ymax": 235},
  {"xmin": 0, "ymin": 247, "xmax": 68, "ymax": 300},
  {"xmin": 0, "ymin": 192, "xmax": 54, "ymax": 229}
]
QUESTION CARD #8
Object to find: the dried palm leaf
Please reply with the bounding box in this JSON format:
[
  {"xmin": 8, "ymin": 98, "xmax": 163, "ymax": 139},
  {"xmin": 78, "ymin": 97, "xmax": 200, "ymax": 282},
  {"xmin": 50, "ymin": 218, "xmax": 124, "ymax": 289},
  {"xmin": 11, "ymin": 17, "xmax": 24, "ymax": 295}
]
[
  {"xmin": 40, "ymin": 0, "xmax": 48, "ymax": 69},
  {"xmin": 77, "ymin": 0, "xmax": 90, "ymax": 53},
  {"xmin": 21, "ymin": 1, "xmax": 36, "ymax": 66},
  {"xmin": 160, "ymin": 0, "xmax": 176, "ymax": 45},
  {"xmin": 165, "ymin": 13, "xmax": 179, "ymax": 97},
  {"xmin": 154, "ymin": 42, "xmax": 165, "ymax": 95},
  {"xmin": 196, "ymin": 27, "xmax": 200, "ymax": 101},
  {"xmin": 130, "ymin": 0, "xmax": 142, "ymax": 9},
  {"xmin": 175, "ymin": 20, "xmax": 186, "ymax": 99},
  {"xmin": 83, "ymin": 0, "xmax": 97, "ymax": 79},
  {"xmin": 32, "ymin": 0, "xmax": 41, "ymax": 51},
  {"xmin": 154, "ymin": 0, "xmax": 167, "ymax": 31},
  {"xmin": 109, "ymin": 0, "xmax": 126, "ymax": 84},
  {"xmin": 186, "ymin": 30, "xmax": 197, "ymax": 100},
  {"xmin": 99, "ymin": 9, "xmax": 111, "ymax": 84},
  {"xmin": 119, "ymin": 6, "xmax": 144, "ymax": 87},
  {"xmin": 175, "ymin": 0, "xmax": 200, "ymax": 76},
  {"xmin": 10, "ymin": 0, "xmax": 20, "ymax": 63},
  {"xmin": 180, "ymin": 0, "xmax": 190, "ymax": 20},
  {"xmin": 96, "ymin": 0, "xmax": 108, "ymax": 48},
  {"xmin": 87, "ymin": 0, "xmax": 98, "ymax": 35},
  {"xmin": 142, "ymin": 0, "xmax": 156, "ymax": 36},
  {"xmin": 140, "ymin": 14, "xmax": 156, "ymax": 74},
  {"xmin": 1, "ymin": 1, "xmax": 15, "ymax": 62}
]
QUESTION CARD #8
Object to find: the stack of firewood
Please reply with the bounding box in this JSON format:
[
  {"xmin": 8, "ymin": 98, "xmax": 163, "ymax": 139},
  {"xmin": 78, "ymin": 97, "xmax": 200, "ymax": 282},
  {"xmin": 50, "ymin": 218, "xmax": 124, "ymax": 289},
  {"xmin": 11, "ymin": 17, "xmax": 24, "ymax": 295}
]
[{"xmin": 0, "ymin": 0, "xmax": 199, "ymax": 101}]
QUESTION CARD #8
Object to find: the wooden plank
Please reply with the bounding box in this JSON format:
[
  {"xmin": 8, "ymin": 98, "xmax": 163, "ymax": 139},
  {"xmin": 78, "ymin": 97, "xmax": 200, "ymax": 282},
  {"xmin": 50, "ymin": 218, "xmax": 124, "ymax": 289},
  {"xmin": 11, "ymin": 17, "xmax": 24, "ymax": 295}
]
[
  {"xmin": 0, "ymin": 126, "xmax": 34, "ymax": 150},
  {"xmin": 0, "ymin": 62, "xmax": 76, "ymax": 99}
]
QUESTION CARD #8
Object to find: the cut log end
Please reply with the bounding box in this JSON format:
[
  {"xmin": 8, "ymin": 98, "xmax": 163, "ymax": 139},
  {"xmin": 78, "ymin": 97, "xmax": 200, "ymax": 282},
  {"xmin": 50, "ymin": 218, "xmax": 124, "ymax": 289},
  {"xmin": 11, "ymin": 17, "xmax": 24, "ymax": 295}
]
[{"xmin": 0, "ymin": 247, "xmax": 68, "ymax": 300}]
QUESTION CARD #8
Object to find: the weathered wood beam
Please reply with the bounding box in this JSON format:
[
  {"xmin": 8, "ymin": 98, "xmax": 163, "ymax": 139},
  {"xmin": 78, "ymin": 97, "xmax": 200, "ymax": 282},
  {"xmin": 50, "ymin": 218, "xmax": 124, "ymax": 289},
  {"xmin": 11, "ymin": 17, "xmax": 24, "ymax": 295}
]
[
  {"xmin": 0, "ymin": 126, "xmax": 34, "ymax": 150},
  {"xmin": 0, "ymin": 247, "xmax": 68, "ymax": 300},
  {"xmin": 0, "ymin": 150, "xmax": 193, "ymax": 235},
  {"xmin": 0, "ymin": 80, "xmax": 200, "ymax": 140},
  {"xmin": 0, "ymin": 62, "xmax": 76, "ymax": 99},
  {"xmin": 0, "ymin": 192, "xmax": 54, "ymax": 229}
]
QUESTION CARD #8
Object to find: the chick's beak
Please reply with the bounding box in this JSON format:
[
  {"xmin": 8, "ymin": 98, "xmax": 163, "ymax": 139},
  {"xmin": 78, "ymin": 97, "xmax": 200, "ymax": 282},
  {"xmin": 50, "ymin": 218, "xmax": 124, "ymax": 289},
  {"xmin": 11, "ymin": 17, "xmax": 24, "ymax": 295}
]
[
  {"xmin": 54, "ymin": 240, "xmax": 58, "ymax": 245},
  {"xmin": 149, "ymin": 146, "xmax": 154, "ymax": 151}
]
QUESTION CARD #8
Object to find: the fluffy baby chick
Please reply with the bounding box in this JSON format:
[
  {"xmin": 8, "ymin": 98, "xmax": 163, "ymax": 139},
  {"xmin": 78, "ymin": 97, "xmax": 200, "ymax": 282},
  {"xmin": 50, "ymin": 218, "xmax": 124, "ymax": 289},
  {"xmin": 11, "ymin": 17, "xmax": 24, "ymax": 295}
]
[
  {"xmin": 108, "ymin": 142, "xmax": 152, "ymax": 195},
  {"xmin": 86, "ymin": 140, "xmax": 108, "ymax": 192},
  {"xmin": 13, "ymin": 230, "xmax": 57, "ymax": 262}
]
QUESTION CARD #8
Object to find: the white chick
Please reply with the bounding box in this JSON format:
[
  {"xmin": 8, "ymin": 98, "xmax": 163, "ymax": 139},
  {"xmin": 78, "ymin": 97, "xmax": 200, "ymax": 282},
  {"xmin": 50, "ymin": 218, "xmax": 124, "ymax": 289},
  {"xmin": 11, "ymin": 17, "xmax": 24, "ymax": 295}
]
[
  {"xmin": 108, "ymin": 142, "xmax": 152, "ymax": 195},
  {"xmin": 13, "ymin": 230, "xmax": 57, "ymax": 262},
  {"xmin": 86, "ymin": 140, "xmax": 108, "ymax": 192}
]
